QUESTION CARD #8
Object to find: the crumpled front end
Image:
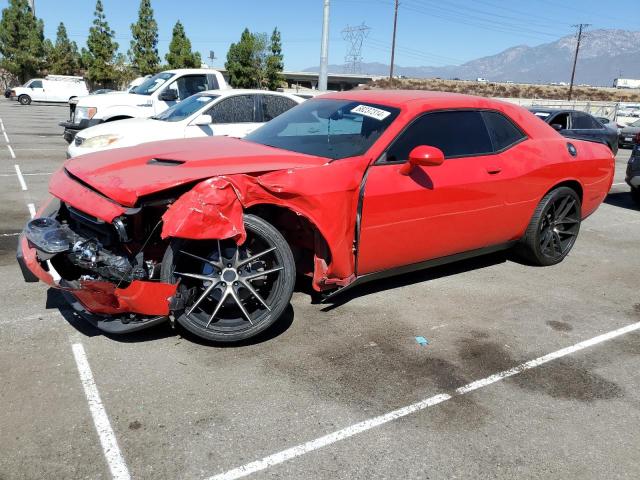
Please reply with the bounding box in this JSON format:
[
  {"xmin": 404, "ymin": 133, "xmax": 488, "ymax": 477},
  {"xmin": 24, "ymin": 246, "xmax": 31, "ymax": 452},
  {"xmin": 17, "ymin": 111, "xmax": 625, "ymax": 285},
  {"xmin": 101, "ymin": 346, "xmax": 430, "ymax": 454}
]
[{"xmin": 17, "ymin": 197, "xmax": 178, "ymax": 332}]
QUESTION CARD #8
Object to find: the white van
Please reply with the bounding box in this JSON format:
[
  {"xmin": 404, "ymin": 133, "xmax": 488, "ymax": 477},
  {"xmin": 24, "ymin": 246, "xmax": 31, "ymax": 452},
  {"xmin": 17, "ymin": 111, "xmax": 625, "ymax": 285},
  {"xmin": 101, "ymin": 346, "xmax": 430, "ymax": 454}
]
[{"xmin": 10, "ymin": 75, "xmax": 89, "ymax": 105}]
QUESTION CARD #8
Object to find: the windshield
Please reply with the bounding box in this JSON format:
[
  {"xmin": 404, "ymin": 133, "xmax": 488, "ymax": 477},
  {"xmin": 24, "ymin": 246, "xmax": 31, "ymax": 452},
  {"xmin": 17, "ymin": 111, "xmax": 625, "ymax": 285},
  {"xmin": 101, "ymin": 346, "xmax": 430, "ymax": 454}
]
[
  {"xmin": 244, "ymin": 99, "xmax": 400, "ymax": 159},
  {"xmin": 134, "ymin": 72, "xmax": 175, "ymax": 96},
  {"xmin": 153, "ymin": 94, "xmax": 219, "ymax": 122}
]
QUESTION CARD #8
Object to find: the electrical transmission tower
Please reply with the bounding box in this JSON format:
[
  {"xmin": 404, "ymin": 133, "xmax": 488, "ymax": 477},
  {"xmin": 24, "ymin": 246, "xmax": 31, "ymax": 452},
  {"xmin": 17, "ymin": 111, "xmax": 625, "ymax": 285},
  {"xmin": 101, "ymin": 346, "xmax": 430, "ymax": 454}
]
[{"xmin": 342, "ymin": 23, "xmax": 371, "ymax": 74}]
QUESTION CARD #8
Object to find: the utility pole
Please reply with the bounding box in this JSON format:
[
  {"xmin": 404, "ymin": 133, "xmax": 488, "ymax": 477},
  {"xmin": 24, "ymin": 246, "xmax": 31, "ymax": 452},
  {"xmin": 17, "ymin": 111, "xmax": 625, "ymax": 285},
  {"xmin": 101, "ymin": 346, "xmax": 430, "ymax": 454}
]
[
  {"xmin": 319, "ymin": 0, "xmax": 330, "ymax": 91},
  {"xmin": 27, "ymin": 0, "xmax": 35, "ymax": 15},
  {"xmin": 389, "ymin": 0, "xmax": 399, "ymax": 80},
  {"xmin": 568, "ymin": 23, "xmax": 590, "ymax": 101}
]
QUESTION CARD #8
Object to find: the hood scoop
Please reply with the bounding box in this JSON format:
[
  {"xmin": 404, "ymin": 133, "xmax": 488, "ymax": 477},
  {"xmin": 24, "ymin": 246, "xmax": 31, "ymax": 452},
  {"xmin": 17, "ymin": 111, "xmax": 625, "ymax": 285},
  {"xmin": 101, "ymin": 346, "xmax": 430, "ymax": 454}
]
[{"xmin": 147, "ymin": 158, "xmax": 185, "ymax": 166}]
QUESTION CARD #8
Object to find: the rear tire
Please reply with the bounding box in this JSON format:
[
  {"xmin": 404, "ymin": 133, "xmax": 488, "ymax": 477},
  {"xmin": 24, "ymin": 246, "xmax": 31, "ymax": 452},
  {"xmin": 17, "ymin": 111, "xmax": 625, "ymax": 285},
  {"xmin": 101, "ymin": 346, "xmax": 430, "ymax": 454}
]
[
  {"xmin": 161, "ymin": 214, "xmax": 296, "ymax": 343},
  {"xmin": 18, "ymin": 94, "xmax": 31, "ymax": 105},
  {"xmin": 631, "ymin": 187, "xmax": 640, "ymax": 206},
  {"xmin": 516, "ymin": 186, "xmax": 582, "ymax": 266}
]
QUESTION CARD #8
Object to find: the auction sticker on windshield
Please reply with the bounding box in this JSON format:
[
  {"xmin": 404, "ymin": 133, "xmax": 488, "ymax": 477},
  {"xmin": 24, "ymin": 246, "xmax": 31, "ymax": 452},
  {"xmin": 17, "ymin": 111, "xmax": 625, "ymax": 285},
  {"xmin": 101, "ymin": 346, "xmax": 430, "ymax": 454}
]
[{"xmin": 351, "ymin": 105, "xmax": 391, "ymax": 121}]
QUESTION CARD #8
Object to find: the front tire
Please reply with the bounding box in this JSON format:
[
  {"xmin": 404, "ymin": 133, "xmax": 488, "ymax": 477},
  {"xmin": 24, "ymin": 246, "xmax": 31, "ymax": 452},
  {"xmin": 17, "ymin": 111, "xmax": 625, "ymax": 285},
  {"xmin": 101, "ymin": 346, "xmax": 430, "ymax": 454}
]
[
  {"xmin": 161, "ymin": 214, "xmax": 295, "ymax": 343},
  {"xmin": 18, "ymin": 94, "xmax": 31, "ymax": 105},
  {"xmin": 517, "ymin": 186, "xmax": 582, "ymax": 266}
]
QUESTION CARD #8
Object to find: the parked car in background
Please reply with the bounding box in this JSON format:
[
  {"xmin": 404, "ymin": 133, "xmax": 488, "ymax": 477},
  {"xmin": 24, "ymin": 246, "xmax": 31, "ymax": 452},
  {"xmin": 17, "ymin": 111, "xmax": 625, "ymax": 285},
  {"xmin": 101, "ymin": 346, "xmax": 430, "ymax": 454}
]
[
  {"xmin": 19, "ymin": 91, "xmax": 614, "ymax": 342},
  {"xmin": 68, "ymin": 90, "xmax": 303, "ymax": 157},
  {"xmin": 595, "ymin": 116, "xmax": 619, "ymax": 131},
  {"xmin": 627, "ymin": 145, "xmax": 640, "ymax": 205},
  {"xmin": 618, "ymin": 119, "xmax": 640, "ymax": 149},
  {"xmin": 10, "ymin": 75, "xmax": 88, "ymax": 105},
  {"xmin": 60, "ymin": 68, "xmax": 229, "ymax": 143},
  {"xmin": 529, "ymin": 108, "xmax": 618, "ymax": 154}
]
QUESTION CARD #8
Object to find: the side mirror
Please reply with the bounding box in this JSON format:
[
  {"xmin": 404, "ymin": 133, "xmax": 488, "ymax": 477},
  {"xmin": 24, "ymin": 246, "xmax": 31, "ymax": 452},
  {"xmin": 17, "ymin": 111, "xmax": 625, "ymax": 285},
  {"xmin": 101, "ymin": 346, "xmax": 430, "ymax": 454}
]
[
  {"xmin": 551, "ymin": 123, "xmax": 564, "ymax": 131},
  {"xmin": 399, "ymin": 145, "xmax": 445, "ymax": 175},
  {"xmin": 192, "ymin": 114, "xmax": 212, "ymax": 126},
  {"xmin": 158, "ymin": 89, "xmax": 178, "ymax": 101}
]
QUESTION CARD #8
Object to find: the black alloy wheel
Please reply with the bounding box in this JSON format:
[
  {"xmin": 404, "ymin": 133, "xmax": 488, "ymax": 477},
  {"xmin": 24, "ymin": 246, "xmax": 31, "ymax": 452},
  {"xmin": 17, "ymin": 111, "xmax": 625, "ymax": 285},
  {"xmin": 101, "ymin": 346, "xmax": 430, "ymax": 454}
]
[
  {"xmin": 517, "ymin": 186, "xmax": 582, "ymax": 266},
  {"xmin": 18, "ymin": 95, "xmax": 31, "ymax": 105},
  {"xmin": 161, "ymin": 214, "xmax": 295, "ymax": 342}
]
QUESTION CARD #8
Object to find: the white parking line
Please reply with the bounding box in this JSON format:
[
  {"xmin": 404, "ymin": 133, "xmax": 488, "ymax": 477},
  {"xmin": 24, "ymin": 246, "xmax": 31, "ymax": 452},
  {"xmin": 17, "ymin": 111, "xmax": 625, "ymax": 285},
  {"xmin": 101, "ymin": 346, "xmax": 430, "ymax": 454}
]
[
  {"xmin": 7, "ymin": 144, "xmax": 15, "ymax": 159},
  {"xmin": 14, "ymin": 164, "xmax": 27, "ymax": 190},
  {"xmin": 208, "ymin": 320, "xmax": 640, "ymax": 480},
  {"xmin": 3, "ymin": 130, "xmax": 9, "ymax": 143},
  {"xmin": 0, "ymin": 232, "xmax": 19, "ymax": 237},
  {"xmin": 612, "ymin": 182, "xmax": 627, "ymax": 186},
  {"xmin": 27, "ymin": 203, "xmax": 36, "ymax": 218},
  {"xmin": 71, "ymin": 343, "xmax": 131, "ymax": 480},
  {"xmin": 0, "ymin": 172, "xmax": 52, "ymax": 177}
]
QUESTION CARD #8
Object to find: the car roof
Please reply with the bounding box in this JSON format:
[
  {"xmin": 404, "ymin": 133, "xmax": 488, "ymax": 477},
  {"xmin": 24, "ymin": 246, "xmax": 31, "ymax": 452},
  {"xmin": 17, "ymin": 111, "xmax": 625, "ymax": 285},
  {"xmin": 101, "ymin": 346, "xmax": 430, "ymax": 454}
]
[
  {"xmin": 163, "ymin": 68, "xmax": 221, "ymax": 75},
  {"xmin": 196, "ymin": 89, "xmax": 303, "ymax": 100}
]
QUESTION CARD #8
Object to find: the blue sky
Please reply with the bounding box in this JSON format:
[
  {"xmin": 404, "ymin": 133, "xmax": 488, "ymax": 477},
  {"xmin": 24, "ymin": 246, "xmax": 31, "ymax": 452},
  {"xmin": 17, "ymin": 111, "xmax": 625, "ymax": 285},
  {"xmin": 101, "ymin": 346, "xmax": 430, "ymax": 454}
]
[{"xmin": 1, "ymin": 0, "xmax": 636, "ymax": 70}]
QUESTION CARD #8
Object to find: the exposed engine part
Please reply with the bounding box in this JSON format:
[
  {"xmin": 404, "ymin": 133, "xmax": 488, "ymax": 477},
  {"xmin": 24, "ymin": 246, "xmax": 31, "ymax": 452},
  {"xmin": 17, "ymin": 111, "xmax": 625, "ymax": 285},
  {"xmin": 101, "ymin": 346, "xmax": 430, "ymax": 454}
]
[{"xmin": 25, "ymin": 217, "xmax": 143, "ymax": 283}]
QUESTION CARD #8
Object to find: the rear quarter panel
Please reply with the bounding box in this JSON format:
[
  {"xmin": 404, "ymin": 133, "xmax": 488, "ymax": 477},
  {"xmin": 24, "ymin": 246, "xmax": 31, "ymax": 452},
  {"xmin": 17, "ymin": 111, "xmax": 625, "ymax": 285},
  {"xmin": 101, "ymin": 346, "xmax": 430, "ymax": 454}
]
[{"xmin": 503, "ymin": 136, "xmax": 614, "ymax": 239}]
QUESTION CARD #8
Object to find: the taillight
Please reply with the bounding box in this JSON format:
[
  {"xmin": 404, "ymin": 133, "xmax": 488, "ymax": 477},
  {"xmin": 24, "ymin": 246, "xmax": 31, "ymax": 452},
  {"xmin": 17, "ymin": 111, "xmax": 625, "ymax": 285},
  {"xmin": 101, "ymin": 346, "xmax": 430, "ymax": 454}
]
[{"xmin": 634, "ymin": 132, "xmax": 640, "ymax": 144}]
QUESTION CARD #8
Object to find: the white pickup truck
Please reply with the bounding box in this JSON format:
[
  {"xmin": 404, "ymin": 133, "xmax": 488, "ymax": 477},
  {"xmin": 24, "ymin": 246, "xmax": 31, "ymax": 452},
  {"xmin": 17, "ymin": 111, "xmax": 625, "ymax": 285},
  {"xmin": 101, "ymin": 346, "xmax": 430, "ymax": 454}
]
[{"xmin": 60, "ymin": 68, "xmax": 229, "ymax": 143}]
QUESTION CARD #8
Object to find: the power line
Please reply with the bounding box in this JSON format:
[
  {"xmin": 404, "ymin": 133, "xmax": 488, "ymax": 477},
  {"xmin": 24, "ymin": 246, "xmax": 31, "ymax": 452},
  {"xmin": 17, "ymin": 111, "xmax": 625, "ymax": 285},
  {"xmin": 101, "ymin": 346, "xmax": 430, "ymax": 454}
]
[{"xmin": 568, "ymin": 23, "xmax": 590, "ymax": 101}]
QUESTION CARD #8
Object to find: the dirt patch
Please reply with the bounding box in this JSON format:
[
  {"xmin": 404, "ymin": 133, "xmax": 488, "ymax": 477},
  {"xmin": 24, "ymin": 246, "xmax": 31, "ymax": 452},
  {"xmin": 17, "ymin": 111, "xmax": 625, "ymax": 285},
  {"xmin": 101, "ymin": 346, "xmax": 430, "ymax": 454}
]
[
  {"xmin": 128, "ymin": 420, "xmax": 142, "ymax": 430},
  {"xmin": 546, "ymin": 320, "xmax": 574, "ymax": 332},
  {"xmin": 0, "ymin": 234, "xmax": 19, "ymax": 267},
  {"xmin": 455, "ymin": 334, "xmax": 623, "ymax": 402}
]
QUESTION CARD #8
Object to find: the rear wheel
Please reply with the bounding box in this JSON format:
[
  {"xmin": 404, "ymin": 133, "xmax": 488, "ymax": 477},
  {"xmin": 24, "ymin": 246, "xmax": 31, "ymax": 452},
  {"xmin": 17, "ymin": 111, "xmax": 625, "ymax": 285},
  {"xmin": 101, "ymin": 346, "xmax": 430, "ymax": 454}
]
[
  {"xmin": 161, "ymin": 214, "xmax": 295, "ymax": 343},
  {"xmin": 517, "ymin": 186, "xmax": 581, "ymax": 266},
  {"xmin": 18, "ymin": 94, "xmax": 31, "ymax": 105}
]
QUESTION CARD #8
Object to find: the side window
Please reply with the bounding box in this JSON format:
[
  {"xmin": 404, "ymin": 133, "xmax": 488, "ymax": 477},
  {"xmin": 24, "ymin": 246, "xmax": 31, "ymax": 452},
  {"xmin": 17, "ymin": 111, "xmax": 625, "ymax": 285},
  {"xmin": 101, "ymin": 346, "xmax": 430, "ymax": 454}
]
[
  {"xmin": 30, "ymin": 80, "xmax": 43, "ymax": 88},
  {"xmin": 550, "ymin": 112, "xmax": 569, "ymax": 130},
  {"xmin": 481, "ymin": 111, "xmax": 526, "ymax": 151},
  {"xmin": 262, "ymin": 95, "xmax": 299, "ymax": 122},
  {"xmin": 208, "ymin": 95, "xmax": 256, "ymax": 124},
  {"xmin": 173, "ymin": 75, "xmax": 208, "ymax": 100},
  {"xmin": 386, "ymin": 110, "xmax": 492, "ymax": 162},
  {"xmin": 571, "ymin": 111, "xmax": 601, "ymax": 129}
]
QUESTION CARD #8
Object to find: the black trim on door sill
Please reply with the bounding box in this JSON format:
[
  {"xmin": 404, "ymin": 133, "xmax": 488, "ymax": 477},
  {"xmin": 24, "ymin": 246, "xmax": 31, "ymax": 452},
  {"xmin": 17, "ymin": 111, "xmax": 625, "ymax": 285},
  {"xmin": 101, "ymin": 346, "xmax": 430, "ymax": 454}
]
[{"xmin": 321, "ymin": 241, "xmax": 516, "ymax": 302}]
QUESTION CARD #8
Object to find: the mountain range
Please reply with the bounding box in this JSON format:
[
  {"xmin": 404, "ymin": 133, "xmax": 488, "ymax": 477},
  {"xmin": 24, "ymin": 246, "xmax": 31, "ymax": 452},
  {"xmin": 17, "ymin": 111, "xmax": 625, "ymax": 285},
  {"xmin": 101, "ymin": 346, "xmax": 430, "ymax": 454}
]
[{"xmin": 305, "ymin": 29, "xmax": 640, "ymax": 86}]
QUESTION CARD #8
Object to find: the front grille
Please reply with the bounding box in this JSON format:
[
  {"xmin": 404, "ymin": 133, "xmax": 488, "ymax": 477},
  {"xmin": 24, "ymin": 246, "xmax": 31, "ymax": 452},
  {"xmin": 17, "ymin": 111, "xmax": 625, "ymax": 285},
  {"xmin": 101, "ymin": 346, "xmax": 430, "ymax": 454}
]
[{"xmin": 66, "ymin": 205, "xmax": 118, "ymax": 247}]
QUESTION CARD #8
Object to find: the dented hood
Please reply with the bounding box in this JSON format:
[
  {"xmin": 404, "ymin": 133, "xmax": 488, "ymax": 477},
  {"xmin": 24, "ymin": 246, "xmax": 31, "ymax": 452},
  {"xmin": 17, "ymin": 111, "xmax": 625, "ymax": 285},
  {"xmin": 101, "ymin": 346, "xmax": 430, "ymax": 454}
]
[{"xmin": 64, "ymin": 136, "xmax": 328, "ymax": 207}]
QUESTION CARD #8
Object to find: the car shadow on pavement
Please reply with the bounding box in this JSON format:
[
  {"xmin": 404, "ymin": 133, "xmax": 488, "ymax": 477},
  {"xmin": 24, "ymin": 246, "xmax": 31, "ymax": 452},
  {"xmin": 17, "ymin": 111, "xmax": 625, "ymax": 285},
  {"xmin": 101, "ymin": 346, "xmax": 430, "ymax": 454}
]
[
  {"xmin": 604, "ymin": 191, "xmax": 639, "ymax": 211},
  {"xmin": 46, "ymin": 288, "xmax": 295, "ymax": 346},
  {"xmin": 319, "ymin": 251, "xmax": 510, "ymax": 312}
]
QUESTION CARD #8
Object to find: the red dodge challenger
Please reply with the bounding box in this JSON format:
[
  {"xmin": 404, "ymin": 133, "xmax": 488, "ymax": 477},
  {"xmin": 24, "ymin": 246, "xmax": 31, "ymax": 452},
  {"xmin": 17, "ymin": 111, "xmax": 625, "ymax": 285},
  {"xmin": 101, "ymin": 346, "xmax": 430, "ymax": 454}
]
[{"xmin": 18, "ymin": 91, "xmax": 615, "ymax": 342}]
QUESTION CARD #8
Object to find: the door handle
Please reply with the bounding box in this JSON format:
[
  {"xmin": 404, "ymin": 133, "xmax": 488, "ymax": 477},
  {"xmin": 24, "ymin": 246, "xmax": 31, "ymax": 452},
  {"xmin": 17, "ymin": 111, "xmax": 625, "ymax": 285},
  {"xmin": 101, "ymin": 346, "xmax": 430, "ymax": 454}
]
[{"xmin": 486, "ymin": 167, "xmax": 502, "ymax": 174}]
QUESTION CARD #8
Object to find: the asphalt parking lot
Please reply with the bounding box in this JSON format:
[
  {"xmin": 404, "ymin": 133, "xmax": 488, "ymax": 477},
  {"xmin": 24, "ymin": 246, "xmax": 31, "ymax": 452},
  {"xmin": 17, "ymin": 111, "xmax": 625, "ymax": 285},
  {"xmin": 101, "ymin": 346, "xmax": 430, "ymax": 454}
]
[{"xmin": 0, "ymin": 100, "xmax": 639, "ymax": 480}]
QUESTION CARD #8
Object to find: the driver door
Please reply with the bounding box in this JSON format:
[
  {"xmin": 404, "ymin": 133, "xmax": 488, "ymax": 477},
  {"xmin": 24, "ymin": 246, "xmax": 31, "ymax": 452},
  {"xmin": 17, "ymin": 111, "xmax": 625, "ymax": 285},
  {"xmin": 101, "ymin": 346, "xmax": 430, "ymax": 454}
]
[
  {"xmin": 28, "ymin": 80, "xmax": 46, "ymax": 101},
  {"xmin": 357, "ymin": 110, "xmax": 512, "ymax": 275}
]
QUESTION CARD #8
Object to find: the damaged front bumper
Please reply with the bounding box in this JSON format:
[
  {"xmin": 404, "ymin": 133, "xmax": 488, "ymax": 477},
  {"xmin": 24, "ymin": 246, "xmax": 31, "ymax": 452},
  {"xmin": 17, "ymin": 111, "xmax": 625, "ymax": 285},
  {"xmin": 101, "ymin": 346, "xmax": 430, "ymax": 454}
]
[{"xmin": 17, "ymin": 201, "xmax": 178, "ymax": 333}]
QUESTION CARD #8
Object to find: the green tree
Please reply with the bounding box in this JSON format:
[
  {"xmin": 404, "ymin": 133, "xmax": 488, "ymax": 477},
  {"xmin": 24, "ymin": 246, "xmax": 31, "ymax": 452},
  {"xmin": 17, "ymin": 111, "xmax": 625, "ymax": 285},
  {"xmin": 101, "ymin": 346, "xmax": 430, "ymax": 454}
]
[
  {"xmin": 265, "ymin": 27, "xmax": 284, "ymax": 90},
  {"xmin": 82, "ymin": 0, "xmax": 119, "ymax": 86},
  {"xmin": 129, "ymin": 0, "xmax": 160, "ymax": 75},
  {"xmin": 0, "ymin": 0, "xmax": 46, "ymax": 82},
  {"xmin": 48, "ymin": 22, "xmax": 81, "ymax": 75},
  {"xmin": 225, "ymin": 28, "xmax": 266, "ymax": 88},
  {"xmin": 165, "ymin": 21, "xmax": 201, "ymax": 69}
]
